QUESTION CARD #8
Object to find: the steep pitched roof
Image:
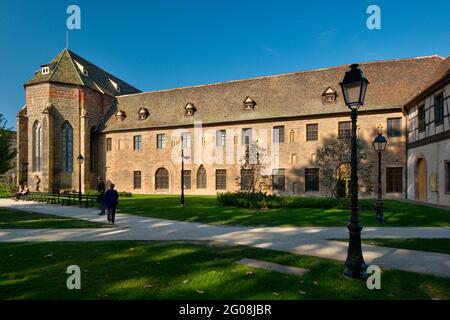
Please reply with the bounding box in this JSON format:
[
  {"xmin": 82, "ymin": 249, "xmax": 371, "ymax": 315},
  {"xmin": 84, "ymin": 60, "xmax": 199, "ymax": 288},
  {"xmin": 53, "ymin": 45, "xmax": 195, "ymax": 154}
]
[
  {"xmin": 404, "ymin": 55, "xmax": 450, "ymax": 108},
  {"xmin": 101, "ymin": 55, "xmax": 443, "ymax": 132},
  {"xmin": 25, "ymin": 49, "xmax": 141, "ymax": 96}
]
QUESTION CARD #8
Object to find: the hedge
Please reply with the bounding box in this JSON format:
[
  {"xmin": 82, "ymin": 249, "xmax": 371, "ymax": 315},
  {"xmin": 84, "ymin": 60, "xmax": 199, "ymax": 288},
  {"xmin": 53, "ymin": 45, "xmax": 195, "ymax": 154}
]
[{"xmin": 217, "ymin": 192, "xmax": 376, "ymax": 210}]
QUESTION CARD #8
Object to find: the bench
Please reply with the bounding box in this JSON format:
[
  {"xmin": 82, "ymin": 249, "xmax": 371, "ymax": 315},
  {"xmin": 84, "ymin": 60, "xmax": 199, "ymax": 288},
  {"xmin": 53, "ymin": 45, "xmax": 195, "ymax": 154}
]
[{"xmin": 18, "ymin": 192, "xmax": 97, "ymax": 208}]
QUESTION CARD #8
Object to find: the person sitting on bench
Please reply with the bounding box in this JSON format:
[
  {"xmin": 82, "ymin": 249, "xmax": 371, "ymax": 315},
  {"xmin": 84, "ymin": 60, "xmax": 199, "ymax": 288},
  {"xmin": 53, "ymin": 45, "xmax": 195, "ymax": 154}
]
[{"xmin": 14, "ymin": 184, "xmax": 25, "ymax": 200}]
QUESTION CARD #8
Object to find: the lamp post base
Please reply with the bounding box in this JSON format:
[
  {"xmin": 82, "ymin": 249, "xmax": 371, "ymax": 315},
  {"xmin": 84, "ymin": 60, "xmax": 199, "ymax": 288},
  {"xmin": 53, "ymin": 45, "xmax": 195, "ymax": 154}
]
[
  {"xmin": 376, "ymin": 200, "xmax": 384, "ymax": 224},
  {"xmin": 344, "ymin": 216, "xmax": 368, "ymax": 280}
]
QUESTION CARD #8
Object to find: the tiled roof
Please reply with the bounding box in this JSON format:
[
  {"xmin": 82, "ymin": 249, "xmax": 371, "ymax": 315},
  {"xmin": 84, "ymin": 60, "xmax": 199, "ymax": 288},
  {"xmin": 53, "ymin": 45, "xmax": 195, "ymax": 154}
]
[
  {"xmin": 25, "ymin": 49, "xmax": 141, "ymax": 96},
  {"xmin": 101, "ymin": 55, "xmax": 443, "ymax": 132},
  {"xmin": 404, "ymin": 55, "xmax": 450, "ymax": 108}
]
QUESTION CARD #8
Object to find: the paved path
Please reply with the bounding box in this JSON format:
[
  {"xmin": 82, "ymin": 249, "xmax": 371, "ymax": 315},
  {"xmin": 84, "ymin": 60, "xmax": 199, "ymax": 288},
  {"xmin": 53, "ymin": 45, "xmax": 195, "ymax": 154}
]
[{"xmin": 1, "ymin": 199, "xmax": 450, "ymax": 278}]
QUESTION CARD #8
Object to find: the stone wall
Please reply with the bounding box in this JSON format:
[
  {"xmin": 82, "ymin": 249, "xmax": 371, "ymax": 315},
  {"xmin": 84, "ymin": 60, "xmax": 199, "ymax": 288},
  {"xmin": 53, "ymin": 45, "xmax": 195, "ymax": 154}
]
[{"xmin": 101, "ymin": 110, "xmax": 407, "ymax": 197}]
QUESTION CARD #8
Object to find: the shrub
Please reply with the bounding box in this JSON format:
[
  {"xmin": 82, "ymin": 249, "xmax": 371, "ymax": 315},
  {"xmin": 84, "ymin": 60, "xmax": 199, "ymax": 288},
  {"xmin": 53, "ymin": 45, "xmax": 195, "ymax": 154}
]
[
  {"xmin": 118, "ymin": 191, "xmax": 133, "ymax": 197},
  {"xmin": 217, "ymin": 192, "xmax": 377, "ymax": 210},
  {"xmin": 84, "ymin": 189, "xmax": 98, "ymax": 196},
  {"xmin": 0, "ymin": 182, "xmax": 15, "ymax": 196}
]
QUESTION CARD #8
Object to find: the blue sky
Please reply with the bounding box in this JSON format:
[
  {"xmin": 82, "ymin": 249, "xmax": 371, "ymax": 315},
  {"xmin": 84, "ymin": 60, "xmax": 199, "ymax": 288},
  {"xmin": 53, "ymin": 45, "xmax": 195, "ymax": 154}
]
[{"xmin": 1, "ymin": 0, "xmax": 449, "ymax": 129}]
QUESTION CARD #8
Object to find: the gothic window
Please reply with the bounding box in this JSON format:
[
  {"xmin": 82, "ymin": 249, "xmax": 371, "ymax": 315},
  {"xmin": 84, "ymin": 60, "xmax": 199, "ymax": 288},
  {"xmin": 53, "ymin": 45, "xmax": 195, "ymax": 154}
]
[
  {"xmin": 197, "ymin": 165, "xmax": 207, "ymax": 189},
  {"xmin": 155, "ymin": 167, "xmax": 169, "ymax": 189},
  {"xmin": 289, "ymin": 130, "xmax": 295, "ymax": 143},
  {"xmin": 61, "ymin": 122, "xmax": 73, "ymax": 173},
  {"xmin": 32, "ymin": 121, "xmax": 42, "ymax": 172}
]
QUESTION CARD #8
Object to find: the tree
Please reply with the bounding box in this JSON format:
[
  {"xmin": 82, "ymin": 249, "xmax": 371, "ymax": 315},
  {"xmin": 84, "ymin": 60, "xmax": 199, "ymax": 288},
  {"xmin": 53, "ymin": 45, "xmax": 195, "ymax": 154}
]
[
  {"xmin": 235, "ymin": 141, "xmax": 271, "ymax": 193},
  {"xmin": 316, "ymin": 136, "xmax": 374, "ymax": 198},
  {"xmin": 0, "ymin": 114, "xmax": 15, "ymax": 175}
]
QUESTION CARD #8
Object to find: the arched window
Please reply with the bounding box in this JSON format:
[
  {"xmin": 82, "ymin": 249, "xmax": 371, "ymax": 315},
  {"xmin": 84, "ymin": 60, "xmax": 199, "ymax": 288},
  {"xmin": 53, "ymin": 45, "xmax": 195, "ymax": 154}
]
[
  {"xmin": 90, "ymin": 127, "xmax": 96, "ymax": 172},
  {"xmin": 32, "ymin": 121, "xmax": 42, "ymax": 171},
  {"xmin": 155, "ymin": 167, "xmax": 169, "ymax": 189},
  {"xmin": 289, "ymin": 130, "xmax": 295, "ymax": 143},
  {"xmin": 197, "ymin": 165, "xmax": 207, "ymax": 189},
  {"xmin": 61, "ymin": 122, "xmax": 73, "ymax": 172}
]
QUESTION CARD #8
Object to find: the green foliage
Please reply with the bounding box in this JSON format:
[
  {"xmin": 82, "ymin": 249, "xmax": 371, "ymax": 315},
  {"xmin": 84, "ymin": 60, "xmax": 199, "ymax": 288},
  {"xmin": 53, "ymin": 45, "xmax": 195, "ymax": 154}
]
[
  {"xmin": 0, "ymin": 182, "xmax": 15, "ymax": 196},
  {"xmin": 85, "ymin": 189, "xmax": 132, "ymax": 197},
  {"xmin": 84, "ymin": 188, "xmax": 98, "ymax": 196},
  {"xmin": 0, "ymin": 114, "xmax": 15, "ymax": 175},
  {"xmin": 118, "ymin": 191, "xmax": 133, "ymax": 197},
  {"xmin": 217, "ymin": 192, "xmax": 376, "ymax": 210},
  {"xmin": 316, "ymin": 136, "xmax": 374, "ymax": 198}
]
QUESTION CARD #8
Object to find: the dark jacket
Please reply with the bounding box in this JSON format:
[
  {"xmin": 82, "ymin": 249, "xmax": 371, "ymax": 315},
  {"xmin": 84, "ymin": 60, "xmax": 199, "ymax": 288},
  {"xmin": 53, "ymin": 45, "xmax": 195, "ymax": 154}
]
[
  {"xmin": 104, "ymin": 189, "xmax": 119, "ymax": 208},
  {"xmin": 97, "ymin": 181, "xmax": 106, "ymax": 194}
]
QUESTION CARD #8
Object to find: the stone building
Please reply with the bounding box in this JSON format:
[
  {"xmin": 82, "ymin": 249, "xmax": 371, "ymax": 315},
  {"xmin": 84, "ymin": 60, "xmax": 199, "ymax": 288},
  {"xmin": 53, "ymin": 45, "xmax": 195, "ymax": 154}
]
[{"xmin": 16, "ymin": 49, "xmax": 450, "ymax": 203}]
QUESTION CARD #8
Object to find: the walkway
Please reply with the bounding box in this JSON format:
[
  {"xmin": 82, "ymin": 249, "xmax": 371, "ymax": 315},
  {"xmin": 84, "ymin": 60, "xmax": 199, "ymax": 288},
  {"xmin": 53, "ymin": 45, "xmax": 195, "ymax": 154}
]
[{"xmin": 1, "ymin": 199, "xmax": 449, "ymax": 278}]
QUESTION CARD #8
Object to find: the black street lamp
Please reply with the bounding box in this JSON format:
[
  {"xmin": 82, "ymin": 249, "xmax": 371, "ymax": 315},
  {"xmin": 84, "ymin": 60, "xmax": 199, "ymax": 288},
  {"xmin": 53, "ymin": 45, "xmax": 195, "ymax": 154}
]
[
  {"xmin": 373, "ymin": 126, "xmax": 387, "ymax": 223},
  {"xmin": 77, "ymin": 154, "xmax": 84, "ymax": 207},
  {"xmin": 339, "ymin": 64, "xmax": 369, "ymax": 280},
  {"xmin": 180, "ymin": 135, "xmax": 190, "ymax": 207}
]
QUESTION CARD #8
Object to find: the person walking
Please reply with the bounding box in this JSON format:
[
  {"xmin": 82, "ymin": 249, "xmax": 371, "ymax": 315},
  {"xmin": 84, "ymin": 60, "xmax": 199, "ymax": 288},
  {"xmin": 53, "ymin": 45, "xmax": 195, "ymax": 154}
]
[
  {"xmin": 104, "ymin": 183, "xmax": 119, "ymax": 225},
  {"xmin": 97, "ymin": 177, "xmax": 106, "ymax": 215}
]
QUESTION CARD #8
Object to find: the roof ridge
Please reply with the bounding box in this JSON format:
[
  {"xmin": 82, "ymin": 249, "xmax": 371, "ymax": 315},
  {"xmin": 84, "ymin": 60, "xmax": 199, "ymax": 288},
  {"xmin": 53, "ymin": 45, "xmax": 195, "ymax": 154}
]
[
  {"xmin": 65, "ymin": 49, "xmax": 87, "ymax": 86},
  {"xmin": 66, "ymin": 49, "xmax": 141, "ymax": 92},
  {"xmin": 47, "ymin": 48, "xmax": 68, "ymax": 83},
  {"xmin": 118, "ymin": 55, "xmax": 444, "ymax": 98}
]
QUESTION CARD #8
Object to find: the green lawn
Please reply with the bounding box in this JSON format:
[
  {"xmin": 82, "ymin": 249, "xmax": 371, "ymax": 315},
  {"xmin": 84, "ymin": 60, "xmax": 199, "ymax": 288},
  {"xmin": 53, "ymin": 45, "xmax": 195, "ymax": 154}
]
[
  {"xmin": 1, "ymin": 241, "xmax": 449, "ymax": 300},
  {"xmin": 0, "ymin": 208, "xmax": 109, "ymax": 229},
  {"xmin": 360, "ymin": 239, "xmax": 450, "ymax": 255},
  {"xmin": 117, "ymin": 195, "xmax": 450, "ymax": 227}
]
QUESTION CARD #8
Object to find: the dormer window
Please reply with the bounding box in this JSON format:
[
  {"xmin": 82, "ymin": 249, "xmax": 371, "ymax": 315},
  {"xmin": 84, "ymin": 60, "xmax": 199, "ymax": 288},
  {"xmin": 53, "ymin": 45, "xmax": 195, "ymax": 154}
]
[
  {"xmin": 74, "ymin": 60, "xmax": 88, "ymax": 77},
  {"xmin": 109, "ymin": 79, "xmax": 121, "ymax": 92},
  {"xmin": 243, "ymin": 97, "xmax": 256, "ymax": 110},
  {"xmin": 138, "ymin": 107, "xmax": 149, "ymax": 120},
  {"xmin": 115, "ymin": 110, "xmax": 126, "ymax": 121},
  {"xmin": 41, "ymin": 67, "xmax": 50, "ymax": 75},
  {"xmin": 322, "ymin": 87, "xmax": 337, "ymax": 105},
  {"xmin": 184, "ymin": 103, "xmax": 197, "ymax": 116}
]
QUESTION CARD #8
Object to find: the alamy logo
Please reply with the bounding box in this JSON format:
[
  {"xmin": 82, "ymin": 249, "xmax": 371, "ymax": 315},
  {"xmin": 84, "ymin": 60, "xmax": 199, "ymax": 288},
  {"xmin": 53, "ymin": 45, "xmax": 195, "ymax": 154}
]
[
  {"xmin": 66, "ymin": 265, "xmax": 81, "ymax": 290},
  {"xmin": 366, "ymin": 265, "xmax": 381, "ymax": 289},
  {"xmin": 366, "ymin": 5, "xmax": 381, "ymax": 30},
  {"xmin": 66, "ymin": 5, "xmax": 81, "ymax": 30}
]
